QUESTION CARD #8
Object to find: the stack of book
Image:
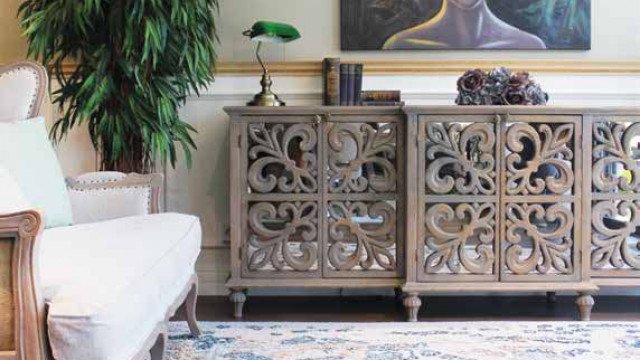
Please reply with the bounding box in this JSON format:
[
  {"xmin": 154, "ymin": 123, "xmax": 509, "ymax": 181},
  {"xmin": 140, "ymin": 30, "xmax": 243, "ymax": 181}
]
[
  {"xmin": 360, "ymin": 91, "xmax": 404, "ymax": 106},
  {"xmin": 322, "ymin": 58, "xmax": 403, "ymax": 106},
  {"xmin": 322, "ymin": 58, "xmax": 362, "ymax": 106}
]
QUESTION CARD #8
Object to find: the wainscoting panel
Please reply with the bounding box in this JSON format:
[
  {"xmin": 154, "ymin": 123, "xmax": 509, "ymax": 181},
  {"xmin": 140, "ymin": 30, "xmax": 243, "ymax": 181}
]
[{"xmin": 196, "ymin": 248, "xmax": 230, "ymax": 296}]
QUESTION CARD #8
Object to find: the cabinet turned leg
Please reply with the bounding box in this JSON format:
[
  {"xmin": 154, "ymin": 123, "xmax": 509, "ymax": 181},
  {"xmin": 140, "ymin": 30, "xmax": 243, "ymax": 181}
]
[
  {"xmin": 230, "ymin": 289, "xmax": 247, "ymax": 319},
  {"xmin": 576, "ymin": 293, "xmax": 595, "ymax": 321},
  {"xmin": 546, "ymin": 291, "xmax": 557, "ymax": 303},
  {"xmin": 403, "ymin": 293, "xmax": 422, "ymax": 322}
]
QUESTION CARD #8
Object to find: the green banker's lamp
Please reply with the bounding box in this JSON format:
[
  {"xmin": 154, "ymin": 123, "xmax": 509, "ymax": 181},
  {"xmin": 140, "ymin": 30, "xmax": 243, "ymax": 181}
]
[{"xmin": 243, "ymin": 21, "xmax": 301, "ymax": 106}]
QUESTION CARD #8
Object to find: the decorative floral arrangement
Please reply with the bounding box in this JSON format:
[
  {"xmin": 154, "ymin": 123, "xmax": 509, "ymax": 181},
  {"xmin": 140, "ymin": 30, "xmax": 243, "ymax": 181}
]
[{"xmin": 456, "ymin": 67, "xmax": 549, "ymax": 106}]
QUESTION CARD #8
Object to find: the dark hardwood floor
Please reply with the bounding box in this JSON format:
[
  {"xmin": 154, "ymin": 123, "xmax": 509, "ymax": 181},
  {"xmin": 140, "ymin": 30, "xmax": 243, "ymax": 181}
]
[{"xmin": 176, "ymin": 296, "xmax": 640, "ymax": 322}]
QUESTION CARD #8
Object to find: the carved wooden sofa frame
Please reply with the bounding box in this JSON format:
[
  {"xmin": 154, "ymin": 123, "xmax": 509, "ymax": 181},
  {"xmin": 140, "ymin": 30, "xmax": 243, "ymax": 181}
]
[{"xmin": 0, "ymin": 61, "xmax": 200, "ymax": 360}]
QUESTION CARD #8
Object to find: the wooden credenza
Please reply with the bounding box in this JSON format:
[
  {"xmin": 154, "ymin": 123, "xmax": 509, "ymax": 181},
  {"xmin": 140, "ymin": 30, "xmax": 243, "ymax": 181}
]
[{"xmin": 225, "ymin": 106, "xmax": 640, "ymax": 321}]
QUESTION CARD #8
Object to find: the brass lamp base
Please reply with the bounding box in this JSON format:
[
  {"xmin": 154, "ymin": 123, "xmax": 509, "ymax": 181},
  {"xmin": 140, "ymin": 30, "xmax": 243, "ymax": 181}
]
[
  {"xmin": 247, "ymin": 73, "xmax": 285, "ymax": 107},
  {"xmin": 247, "ymin": 93, "xmax": 286, "ymax": 107}
]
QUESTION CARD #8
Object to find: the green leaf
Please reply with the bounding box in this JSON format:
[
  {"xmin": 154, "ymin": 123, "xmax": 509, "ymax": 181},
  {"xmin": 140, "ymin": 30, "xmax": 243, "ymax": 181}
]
[{"xmin": 18, "ymin": 0, "xmax": 218, "ymax": 171}]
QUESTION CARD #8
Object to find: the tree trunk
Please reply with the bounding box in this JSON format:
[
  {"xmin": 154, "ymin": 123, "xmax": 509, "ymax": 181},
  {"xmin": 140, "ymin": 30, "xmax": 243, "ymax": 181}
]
[{"xmin": 100, "ymin": 132, "xmax": 155, "ymax": 174}]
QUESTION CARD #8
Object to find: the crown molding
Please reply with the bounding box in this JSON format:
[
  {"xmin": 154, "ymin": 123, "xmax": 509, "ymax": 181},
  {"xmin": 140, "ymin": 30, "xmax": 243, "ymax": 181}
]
[{"xmin": 52, "ymin": 59, "xmax": 640, "ymax": 76}]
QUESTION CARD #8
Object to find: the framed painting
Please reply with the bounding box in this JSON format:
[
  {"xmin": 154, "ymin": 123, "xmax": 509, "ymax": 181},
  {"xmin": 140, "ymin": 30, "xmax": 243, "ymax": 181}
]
[{"xmin": 341, "ymin": 0, "xmax": 591, "ymax": 50}]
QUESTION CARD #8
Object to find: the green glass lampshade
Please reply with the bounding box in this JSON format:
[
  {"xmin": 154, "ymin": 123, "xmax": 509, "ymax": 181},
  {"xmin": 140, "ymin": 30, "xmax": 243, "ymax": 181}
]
[{"xmin": 243, "ymin": 21, "xmax": 301, "ymax": 44}]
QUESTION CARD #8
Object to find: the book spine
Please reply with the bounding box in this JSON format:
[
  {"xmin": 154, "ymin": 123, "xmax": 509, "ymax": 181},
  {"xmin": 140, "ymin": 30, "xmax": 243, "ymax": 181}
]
[
  {"xmin": 340, "ymin": 64, "xmax": 349, "ymax": 106},
  {"xmin": 361, "ymin": 101, "xmax": 405, "ymax": 106},
  {"xmin": 354, "ymin": 64, "xmax": 363, "ymax": 106},
  {"xmin": 347, "ymin": 64, "xmax": 356, "ymax": 106},
  {"xmin": 360, "ymin": 90, "xmax": 402, "ymax": 102},
  {"xmin": 323, "ymin": 58, "xmax": 340, "ymax": 106}
]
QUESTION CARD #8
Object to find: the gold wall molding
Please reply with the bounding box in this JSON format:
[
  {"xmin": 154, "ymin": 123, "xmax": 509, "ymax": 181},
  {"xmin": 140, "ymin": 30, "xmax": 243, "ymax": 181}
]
[
  {"xmin": 54, "ymin": 59, "xmax": 640, "ymax": 76},
  {"xmin": 216, "ymin": 60, "xmax": 640, "ymax": 76}
]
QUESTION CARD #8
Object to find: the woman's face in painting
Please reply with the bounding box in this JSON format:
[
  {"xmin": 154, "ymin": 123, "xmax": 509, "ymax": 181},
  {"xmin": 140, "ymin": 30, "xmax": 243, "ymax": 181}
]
[{"xmin": 448, "ymin": 0, "xmax": 484, "ymax": 9}]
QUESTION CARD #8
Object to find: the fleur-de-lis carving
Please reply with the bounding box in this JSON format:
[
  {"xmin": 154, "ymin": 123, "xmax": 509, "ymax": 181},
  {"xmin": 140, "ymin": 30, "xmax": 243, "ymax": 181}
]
[
  {"xmin": 425, "ymin": 123, "xmax": 496, "ymax": 195},
  {"xmin": 506, "ymin": 123, "xmax": 574, "ymax": 195},
  {"xmin": 591, "ymin": 200, "xmax": 640, "ymax": 270},
  {"xmin": 248, "ymin": 123, "xmax": 318, "ymax": 193},
  {"xmin": 327, "ymin": 123, "xmax": 396, "ymax": 193},
  {"xmin": 592, "ymin": 122, "xmax": 640, "ymax": 192},
  {"xmin": 327, "ymin": 201, "xmax": 396, "ymax": 271},
  {"xmin": 424, "ymin": 203, "xmax": 496, "ymax": 274},
  {"xmin": 504, "ymin": 203, "xmax": 574, "ymax": 275},
  {"xmin": 247, "ymin": 202, "xmax": 318, "ymax": 271}
]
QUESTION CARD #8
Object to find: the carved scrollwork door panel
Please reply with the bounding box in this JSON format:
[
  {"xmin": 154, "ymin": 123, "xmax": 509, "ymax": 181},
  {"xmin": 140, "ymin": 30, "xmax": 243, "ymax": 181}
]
[
  {"xmin": 423, "ymin": 118, "xmax": 498, "ymax": 196},
  {"xmin": 246, "ymin": 120, "xmax": 320, "ymax": 194},
  {"xmin": 591, "ymin": 118, "xmax": 640, "ymax": 194},
  {"xmin": 323, "ymin": 117, "xmax": 404, "ymax": 277},
  {"xmin": 500, "ymin": 202, "xmax": 578, "ymax": 281},
  {"xmin": 325, "ymin": 200, "xmax": 400, "ymax": 277},
  {"xmin": 591, "ymin": 200, "xmax": 640, "ymax": 273},
  {"xmin": 589, "ymin": 117, "xmax": 640, "ymax": 277},
  {"xmin": 500, "ymin": 115, "xmax": 581, "ymax": 282},
  {"xmin": 503, "ymin": 117, "xmax": 578, "ymax": 197},
  {"xmin": 421, "ymin": 202, "xmax": 499, "ymax": 281},
  {"xmin": 241, "ymin": 117, "xmax": 322, "ymax": 278},
  {"xmin": 243, "ymin": 201, "xmax": 321, "ymax": 277},
  {"xmin": 418, "ymin": 116, "xmax": 500, "ymax": 282},
  {"xmin": 326, "ymin": 120, "xmax": 398, "ymax": 194}
]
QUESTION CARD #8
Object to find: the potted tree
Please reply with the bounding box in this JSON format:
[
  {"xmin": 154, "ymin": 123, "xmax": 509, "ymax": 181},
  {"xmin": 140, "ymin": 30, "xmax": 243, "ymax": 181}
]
[{"xmin": 19, "ymin": 0, "xmax": 219, "ymax": 173}]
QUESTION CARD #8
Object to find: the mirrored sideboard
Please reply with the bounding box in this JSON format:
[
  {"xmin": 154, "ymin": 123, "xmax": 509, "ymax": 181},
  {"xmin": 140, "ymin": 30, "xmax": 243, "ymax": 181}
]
[{"xmin": 225, "ymin": 106, "xmax": 640, "ymax": 321}]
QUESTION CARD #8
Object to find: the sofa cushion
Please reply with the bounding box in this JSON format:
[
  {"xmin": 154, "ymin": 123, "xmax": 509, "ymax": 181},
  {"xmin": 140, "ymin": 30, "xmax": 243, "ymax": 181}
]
[
  {"xmin": 66, "ymin": 172, "xmax": 157, "ymax": 224},
  {"xmin": 68, "ymin": 186, "xmax": 152, "ymax": 224},
  {"xmin": 39, "ymin": 213, "xmax": 201, "ymax": 360},
  {"xmin": 0, "ymin": 117, "xmax": 73, "ymax": 228},
  {"xmin": 0, "ymin": 165, "xmax": 31, "ymax": 214}
]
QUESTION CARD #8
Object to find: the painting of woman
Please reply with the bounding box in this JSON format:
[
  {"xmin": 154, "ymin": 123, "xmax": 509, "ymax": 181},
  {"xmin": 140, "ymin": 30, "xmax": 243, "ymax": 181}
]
[
  {"xmin": 383, "ymin": 0, "xmax": 547, "ymax": 49},
  {"xmin": 341, "ymin": 0, "xmax": 591, "ymax": 50}
]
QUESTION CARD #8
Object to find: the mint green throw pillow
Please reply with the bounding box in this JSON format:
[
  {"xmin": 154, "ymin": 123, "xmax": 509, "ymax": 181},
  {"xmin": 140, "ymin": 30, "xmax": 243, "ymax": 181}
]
[{"xmin": 0, "ymin": 117, "xmax": 73, "ymax": 228}]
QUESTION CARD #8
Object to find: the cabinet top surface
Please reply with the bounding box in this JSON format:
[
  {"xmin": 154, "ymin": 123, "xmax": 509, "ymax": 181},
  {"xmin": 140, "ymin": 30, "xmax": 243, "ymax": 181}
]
[{"xmin": 224, "ymin": 105, "xmax": 640, "ymax": 116}]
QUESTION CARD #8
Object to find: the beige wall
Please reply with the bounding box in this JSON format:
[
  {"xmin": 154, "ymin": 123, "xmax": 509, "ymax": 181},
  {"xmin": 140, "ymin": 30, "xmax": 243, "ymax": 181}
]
[
  {"xmin": 0, "ymin": 0, "xmax": 28, "ymax": 64},
  {"xmin": 217, "ymin": 0, "xmax": 640, "ymax": 62},
  {"xmin": 4, "ymin": 0, "xmax": 640, "ymax": 64}
]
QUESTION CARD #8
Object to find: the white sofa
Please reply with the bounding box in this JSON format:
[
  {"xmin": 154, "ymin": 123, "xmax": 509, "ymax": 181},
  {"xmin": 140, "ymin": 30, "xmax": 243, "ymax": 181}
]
[{"xmin": 0, "ymin": 62, "xmax": 202, "ymax": 360}]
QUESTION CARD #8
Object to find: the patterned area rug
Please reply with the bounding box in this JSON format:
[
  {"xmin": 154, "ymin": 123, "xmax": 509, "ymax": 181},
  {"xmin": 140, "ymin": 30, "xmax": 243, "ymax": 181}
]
[{"xmin": 166, "ymin": 321, "xmax": 640, "ymax": 360}]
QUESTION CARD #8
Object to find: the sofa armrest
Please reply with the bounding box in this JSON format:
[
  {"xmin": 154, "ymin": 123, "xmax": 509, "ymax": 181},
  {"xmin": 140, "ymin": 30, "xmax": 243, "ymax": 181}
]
[
  {"xmin": 0, "ymin": 210, "xmax": 48, "ymax": 360},
  {"xmin": 66, "ymin": 172, "xmax": 163, "ymax": 224}
]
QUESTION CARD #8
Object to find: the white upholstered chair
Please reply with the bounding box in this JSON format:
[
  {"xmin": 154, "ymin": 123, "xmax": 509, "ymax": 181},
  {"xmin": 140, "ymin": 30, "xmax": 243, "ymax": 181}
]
[{"xmin": 0, "ymin": 62, "xmax": 202, "ymax": 360}]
